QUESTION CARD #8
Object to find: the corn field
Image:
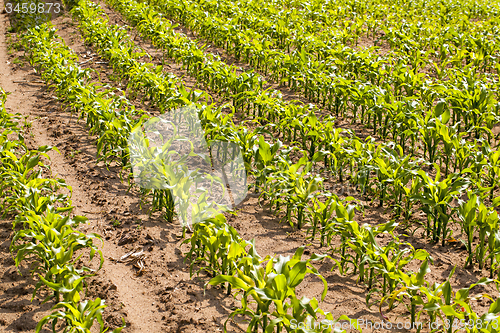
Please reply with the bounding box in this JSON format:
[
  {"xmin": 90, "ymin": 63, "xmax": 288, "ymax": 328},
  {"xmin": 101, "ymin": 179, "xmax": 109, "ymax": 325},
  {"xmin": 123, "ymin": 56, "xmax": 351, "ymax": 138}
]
[{"xmin": 2, "ymin": 0, "xmax": 500, "ymax": 332}]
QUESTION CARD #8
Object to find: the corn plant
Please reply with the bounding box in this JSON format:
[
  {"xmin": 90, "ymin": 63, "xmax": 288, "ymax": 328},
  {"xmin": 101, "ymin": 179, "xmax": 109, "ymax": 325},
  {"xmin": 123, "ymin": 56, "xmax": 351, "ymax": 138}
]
[
  {"xmin": 413, "ymin": 169, "xmax": 469, "ymax": 245},
  {"xmin": 487, "ymin": 213, "xmax": 500, "ymax": 279},
  {"xmin": 379, "ymin": 258, "xmax": 433, "ymax": 328},
  {"xmin": 456, "ymin": 192, "xmax": 500, "ymax": 271},
  {"xmin": 252, "ymin": 136, "xmax": 282, "ymax": 191},
  {"xmin": 11, "ymin": 209, "xmax": 103, "ymax": 301},
  {"xmin": 381, "ymin": 263, "xmax": 498, "ymax": 333},
  {"xmin": 306, "ymin": 195, "xmax": 359, "ymax": 248},
  {"xmin": 183, "ymin": 214, "xmax": 252, "ymax": 280},
  {"xmin": 365, "ymin": 240, "xmax": 430, "ymax": 307},
  {"xmin": 264, "ymin": 155, "xmax": 323, "ymax": 229},
  {"xmin": 482, "ymin": 149, "xmax": 500, "ymax": 201},
  {"xmin": 372, "ymin": 145, "xmax": 413, "ymax": 209},
  {"xmin": 306, "ymin": 194, "xmax": 340, "ymax": 247},
  {"xmin": 0, "ymin": 146, "xmax": 69, "ymax": 215},
  {"xmin": 36, "ymin": 298, "xmax": 126, "ymax": 333},
  {"xmin": 39, "ymin": 264, "xmax": 89, "ymax": 304},
  {"xmin": 209, "ymin": 247, "xmax": 328, "ymax": 333},
  {"xmin": 418, "ymin": 116, "xmax": 444, "ymax": 166}
]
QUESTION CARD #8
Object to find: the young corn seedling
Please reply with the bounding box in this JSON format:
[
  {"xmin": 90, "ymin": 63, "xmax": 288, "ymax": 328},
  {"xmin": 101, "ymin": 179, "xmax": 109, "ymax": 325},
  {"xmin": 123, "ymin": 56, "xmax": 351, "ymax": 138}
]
[
  {"xmin": 11, "ymin": 209, "xmax": 103, "ymax": 301},
  {"xmin": 0, "ymin": 146, "xmax": 66, "ymax": 214},
  {"xmin": 36, "ymin": 298, "xmax": 126, "ymax": 333},
  {"xmin": 266, "ymin": 154, "xmax": 323, "ymax": 229},
  {"xmin": 487, "ymin": 212, "xmax": 500, "ymax": 278},
  {"xmin": 253, "ymin": 136, "xmax": 282, "ymax": 192},
  {"xmin": 183, "ymin": 214, "xmax": 252, "ymax": 285},
  {"xmin": 366, "ymin": 241, "xmax": 430, "ymax": 308},
  {"xmin": 382, "ymin": 263, "xmax": 497, "ymax": 333},
  {"xmin": 379, "ymin": 258, "xmax": 433, "ymax": 329},
  {"xmin": 372, "ymin": 144, "xmax": 412, "ymax": 208},
  {"xmin": 457, "ymin": 192, "xmax": 481, "ymax": 268},
  {"xmin": 413, "ymin": 168, "xmax": 469, "ymax": 245},
  {"xmin": 483, "ymin": 149, "xmax": 500, "ymax": 201},
  {"xmin": 306, "ymin": 194, "xmax": 341, "ymax": 247},
  {"xmin": 209, "ymin": 246, "xmax": 327, "ymax": 333},
  {"xmin": 457, "ymin": 192, "xmax": 500, "ymax": 270}
]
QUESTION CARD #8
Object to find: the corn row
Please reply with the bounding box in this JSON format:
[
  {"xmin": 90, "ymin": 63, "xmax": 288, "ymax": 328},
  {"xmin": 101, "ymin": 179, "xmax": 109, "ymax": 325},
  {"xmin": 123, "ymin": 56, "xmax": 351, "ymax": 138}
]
[{"xmin": 0, "ymin": 86, "xmax": 124, "ymax": 332}]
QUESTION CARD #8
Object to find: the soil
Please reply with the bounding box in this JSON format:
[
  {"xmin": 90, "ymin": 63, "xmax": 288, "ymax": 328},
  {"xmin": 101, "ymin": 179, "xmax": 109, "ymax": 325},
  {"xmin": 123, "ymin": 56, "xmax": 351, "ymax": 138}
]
[{"xmin": 0, "ymin": 1, "xmax": 498, "ymax": 333}]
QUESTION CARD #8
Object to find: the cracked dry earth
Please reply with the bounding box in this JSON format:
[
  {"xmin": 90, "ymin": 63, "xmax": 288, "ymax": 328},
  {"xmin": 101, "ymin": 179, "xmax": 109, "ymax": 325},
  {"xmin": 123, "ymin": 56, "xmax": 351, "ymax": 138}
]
[{"xmin": 0, "ymin": 1, "xmax": 498, "ymax": 333}]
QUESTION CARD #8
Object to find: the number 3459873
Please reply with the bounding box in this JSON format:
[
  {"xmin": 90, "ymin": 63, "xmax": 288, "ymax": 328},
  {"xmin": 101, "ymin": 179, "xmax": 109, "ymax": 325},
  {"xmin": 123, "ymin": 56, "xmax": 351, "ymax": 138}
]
[{"xmin": 5, "ymin": 2, "xmax": 60, "ymax": 14}]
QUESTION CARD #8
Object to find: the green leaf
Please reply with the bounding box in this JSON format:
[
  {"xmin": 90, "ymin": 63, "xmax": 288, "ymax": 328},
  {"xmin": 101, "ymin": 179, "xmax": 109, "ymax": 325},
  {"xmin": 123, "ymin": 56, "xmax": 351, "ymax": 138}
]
[
  {"xmin": 288, "ymin": 261, "xmax": 307, "ymax": 288},
  {"xmin": 26, "ymin": 155, "xmax": 40, "ymax": 170},
  {"xmin": 208, "ymin": 275, "xmax": 249, "ymax": 290}
]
